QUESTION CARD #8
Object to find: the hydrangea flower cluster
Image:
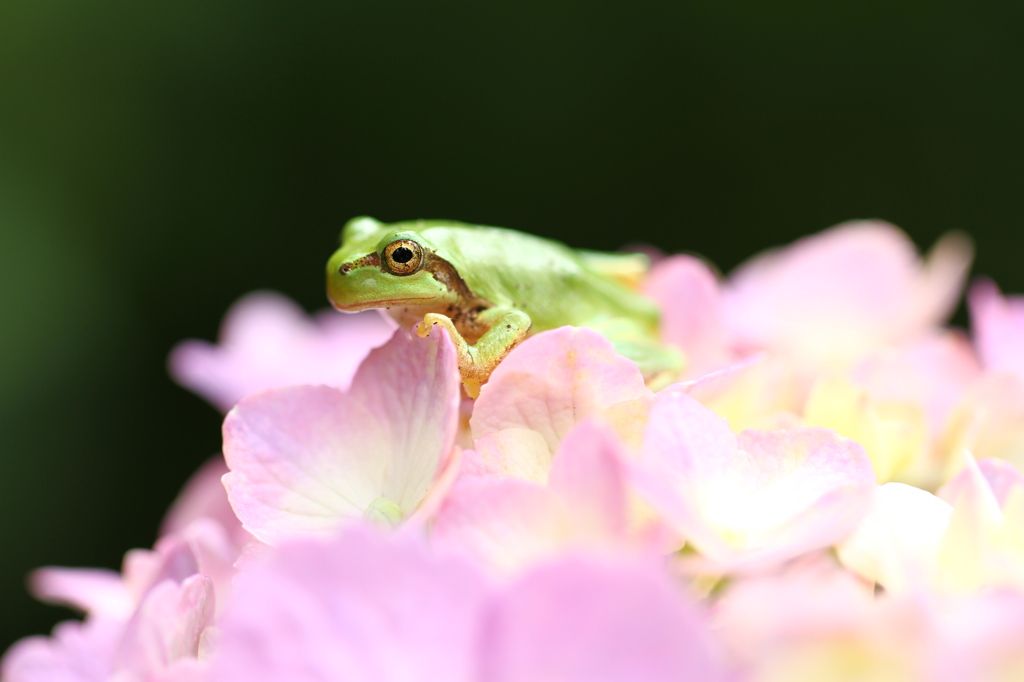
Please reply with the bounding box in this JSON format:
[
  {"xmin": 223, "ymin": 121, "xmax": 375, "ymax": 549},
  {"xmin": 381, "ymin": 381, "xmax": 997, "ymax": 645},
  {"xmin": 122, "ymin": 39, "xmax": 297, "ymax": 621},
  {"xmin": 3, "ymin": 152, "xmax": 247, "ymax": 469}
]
[{"xmin": 7, "ymin": 220, "xmax": 1024, "ymax": 681}]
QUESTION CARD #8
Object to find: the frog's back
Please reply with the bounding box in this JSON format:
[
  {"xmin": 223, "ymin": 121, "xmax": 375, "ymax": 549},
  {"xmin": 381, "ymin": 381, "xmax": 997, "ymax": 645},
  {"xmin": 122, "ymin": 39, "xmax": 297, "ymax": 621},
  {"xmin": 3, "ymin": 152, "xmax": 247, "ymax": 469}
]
[{"xmin": 414, "ymin": 221, "xmax": 660, "ymax": 333}]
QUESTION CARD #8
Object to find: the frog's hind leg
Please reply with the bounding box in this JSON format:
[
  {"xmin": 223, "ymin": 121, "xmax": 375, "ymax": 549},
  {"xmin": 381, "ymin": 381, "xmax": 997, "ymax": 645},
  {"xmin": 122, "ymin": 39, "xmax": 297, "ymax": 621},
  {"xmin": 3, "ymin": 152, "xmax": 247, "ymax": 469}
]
[{"xmin": 417, "ymin": 308, "xmax": 531, "ymax": 398}]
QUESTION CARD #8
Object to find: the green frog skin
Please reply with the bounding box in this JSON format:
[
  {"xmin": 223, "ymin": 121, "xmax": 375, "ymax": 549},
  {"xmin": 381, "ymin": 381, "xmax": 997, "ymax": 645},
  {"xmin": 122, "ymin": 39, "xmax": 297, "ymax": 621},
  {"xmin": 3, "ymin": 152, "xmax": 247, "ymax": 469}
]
[{"xmin": 326, "ymin": 216, "xmax": 681, "ymax": 396}]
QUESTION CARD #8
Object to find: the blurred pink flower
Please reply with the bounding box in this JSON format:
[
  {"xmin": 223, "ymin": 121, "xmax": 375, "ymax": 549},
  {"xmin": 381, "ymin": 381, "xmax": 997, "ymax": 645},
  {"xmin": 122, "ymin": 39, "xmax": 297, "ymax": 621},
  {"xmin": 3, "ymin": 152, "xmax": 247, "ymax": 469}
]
[
  {"xmin": 2, "ymin": 449, "xmax": 263, "ymax": 681},
  {"xmin": 722, "ymin": 221, "xmax": 972, "ymax": 367},
  {"xmin": 222, "ymin": 326, "xmax": 461, "ymax": 543},
  {"xmin": 160, "ymin": 455, "xmax": 252, "ymax": 551},
  {"xmin": 837, "ymin": 482, "xmax": 953, "ymax": 593},
  {"xmin": 716, "ymin": 555, "xmax": 1024, "ymax": 682},
  {"xmin": 2, "ymin": 617, "xmax": 123, "ymax": 682},
  {"xmin": 677, "ymin": 352, "xmax": 805, "ymax": 432},
  {"xmin": 209, "ymin": 526, "xmax": 727, "ymax": 682},
  {"xmin": 851, "ymin": 332, "xmax": 981, "ymax": 440},
  {"xmin": 634, "ymin": 391, "xmax": 875, "ymax": 570},
  {"xmin": 840, "ymin": 457, "xmax": 1024, "ymax": 593},
  {"xmin": 939, "ymin": 456, "xmax": 1024, "ymax": 509},
  {"xmin": 2, "ymin": 520, "xmax": 227, "ymax": 682},
  {"xmin": 715, "ymin": 556, "xmax": 935, "ymax": 681},
  {"xmin": 30, "ymin": 518, "xmax": 236, "ymax": 622},
  {"xmin": 798, "ymin": 333, "xmax": 978, "ymax": 487},
  {"xmin": 169, "ymin": 291, "xmax": 394, "ymax": 411},
  {"xmin": 941, "ymin": 372, "xmax": 1024, "ymax": 472},
  {"xmin": 935, "ymin": 456, "xmax": 1024, "ymax": 592},
  {"xmin": 642, "ymin": 254, "xmax": 731, "ymax": 376},
  {"xmin": 969, "ymin": 278, "xmax": 1024, "ymax": 381},
  {"xmin": 928, "ymin": 590, "xmax": 1024, "ymax": 682},
  {"xmin": 3, "ymin": 577, "xmax": 213, "ymax": 682}
]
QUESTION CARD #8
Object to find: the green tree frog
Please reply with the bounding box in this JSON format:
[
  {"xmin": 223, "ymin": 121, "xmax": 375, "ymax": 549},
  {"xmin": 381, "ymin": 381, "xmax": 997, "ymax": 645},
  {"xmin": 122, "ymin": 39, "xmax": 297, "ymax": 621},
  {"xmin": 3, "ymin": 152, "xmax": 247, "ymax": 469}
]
[{"xmin": 326, "ymin": 217, "xmax": 681, "ymax": 396}]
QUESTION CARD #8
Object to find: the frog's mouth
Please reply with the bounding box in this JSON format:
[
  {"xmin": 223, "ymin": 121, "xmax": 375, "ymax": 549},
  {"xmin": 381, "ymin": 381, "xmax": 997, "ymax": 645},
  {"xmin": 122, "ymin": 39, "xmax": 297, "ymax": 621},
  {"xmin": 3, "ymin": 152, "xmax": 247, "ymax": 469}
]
[{"xmin": 330, "ymin": 297, "xmax": 435, "ymax": 312}]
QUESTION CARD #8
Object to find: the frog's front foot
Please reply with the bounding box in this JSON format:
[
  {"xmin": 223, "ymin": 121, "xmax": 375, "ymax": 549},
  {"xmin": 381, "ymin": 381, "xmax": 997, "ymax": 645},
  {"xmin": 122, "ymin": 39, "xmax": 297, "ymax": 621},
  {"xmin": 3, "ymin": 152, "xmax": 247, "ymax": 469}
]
[
  {"xmin": 416, "ymin": 313, "xmax": 483, "ymax": 397},
  {"xmin": 416, "ymin": 313, "xmax": 457, "ymax": 340},
  {"xmin": 417, "ymin": 310, "xmax": 531, "ymax": 398}
]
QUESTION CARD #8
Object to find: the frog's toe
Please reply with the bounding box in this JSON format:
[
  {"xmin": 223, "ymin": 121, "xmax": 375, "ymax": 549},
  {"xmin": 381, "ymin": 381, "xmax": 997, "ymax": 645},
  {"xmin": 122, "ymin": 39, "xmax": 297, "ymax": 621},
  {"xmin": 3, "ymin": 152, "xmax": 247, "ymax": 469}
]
[
  {"xmin": 463, "ymin": 380, "xmax": 482, "ymax": 399},
  {"xmin": 417, "ymin": 313, "xmax": 450, "ymax": 338}
]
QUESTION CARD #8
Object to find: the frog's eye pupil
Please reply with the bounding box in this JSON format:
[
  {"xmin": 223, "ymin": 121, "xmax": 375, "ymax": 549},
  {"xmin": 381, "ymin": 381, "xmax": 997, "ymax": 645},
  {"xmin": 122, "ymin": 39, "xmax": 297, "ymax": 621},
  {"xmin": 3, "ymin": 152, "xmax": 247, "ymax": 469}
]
[{"xmin": 382, "ymin": 239, "xmax": 424, "ymax": 275}]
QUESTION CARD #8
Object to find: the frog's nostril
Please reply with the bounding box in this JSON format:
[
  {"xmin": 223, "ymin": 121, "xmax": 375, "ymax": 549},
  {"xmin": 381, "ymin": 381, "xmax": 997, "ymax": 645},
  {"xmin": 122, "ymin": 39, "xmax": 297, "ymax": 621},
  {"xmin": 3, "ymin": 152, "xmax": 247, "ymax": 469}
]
[{"xmin": 338, "ymin": 263, "xmax": 354, "ymax": 275}]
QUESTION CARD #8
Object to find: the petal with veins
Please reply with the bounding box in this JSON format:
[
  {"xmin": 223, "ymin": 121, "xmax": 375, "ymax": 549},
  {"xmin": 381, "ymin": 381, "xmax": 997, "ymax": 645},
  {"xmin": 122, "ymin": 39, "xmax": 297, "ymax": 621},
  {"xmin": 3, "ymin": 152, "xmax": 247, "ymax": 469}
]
[{"xmin": 222, "ymin": 327, "xmax": 460, "ymax": 544}]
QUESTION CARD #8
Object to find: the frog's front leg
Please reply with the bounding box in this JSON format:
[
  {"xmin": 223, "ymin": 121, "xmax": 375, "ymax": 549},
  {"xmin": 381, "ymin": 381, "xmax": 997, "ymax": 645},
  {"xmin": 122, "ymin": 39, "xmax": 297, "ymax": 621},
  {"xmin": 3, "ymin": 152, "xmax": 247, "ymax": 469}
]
[{"xmin": 416, "ymin": 308, "xmax": 531, "ymax": 398}]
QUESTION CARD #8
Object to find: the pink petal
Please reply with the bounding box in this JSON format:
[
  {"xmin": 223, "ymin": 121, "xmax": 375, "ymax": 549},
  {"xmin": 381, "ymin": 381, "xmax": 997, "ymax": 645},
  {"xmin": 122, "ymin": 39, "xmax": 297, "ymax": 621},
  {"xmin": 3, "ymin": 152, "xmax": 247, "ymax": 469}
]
[
  {"xmin": 471, "ymin": 327, "xmax": 650, "ymax": 454},
  {"xmin": 432, "ymin": 477, "xmax": 564, "ymax": 571},
  {"xmin": 918, "ymin": 230, "xmax": 975, "ymax": 330},
  {"xmin": 547, "ymin": 421, "xmax": 630, "ymax": 535},
  {"xmin": 130, "ymin": 517, "xmax": 234, "ymax": 590},
  {"xmin": 169, "ymin": 291, "xmax": 394, "ymax": 411},
  {"xmin": 211, "ymin": 527, "xmax": 488, "ymax": 682},
  {"xmin": 722, "ymin": 221, "xmax": 971, "ymax": 364},
  {"xmin": 113, "ymin": 575, "xmax": 214, "ymax": 678},
  {"xmin": 851, "ymin": 331, "xmax": 981, "ymax": 437},
  {"xmin": 472, "ymin": 428, "xmax": 554, "ymax": 483},
  {"xmin": 930, "ymin": 455, "xmax": 1012, "ymax": 591},
  {"xmin": 637, "ymin": 392, "xmax": 874, "ymax": 567},
  {"xmin": 714, "ymin": 555, "xmax": 943, "ymax": 678},
  {"xmin": 975, "ymin": 458, "xmax": 1024, "ymax": 508},
  {"xmin": 642, "ymin": 254, "xmax": 730, "ymax": 376},
  {"xmin": 713, "ymin": 555, "xmax": 876, "ymax": 666},
  {"xmin": 929, "ymin": 590, "xmax": 1024, "ymax": 682},
  {"xmin": 969, "ymin": 278, "xmax": 1024, "ymax": 380},
  {"xmin": 729, "ymin": 428, "xmax": 875, "ymax": 559},
  {"xmin": 944, "ymin": 372, "xmax": 1024, "ymax": 466},
  {"xmin": 5, "ymin": 575, "xmax": 215, "ymax": 682},
  {"xmin": 152, "ymin": 659, "xmax": 210, "ymax": 682},
  {"xmin": 633, "ymin": 392, "xmax": 740, "ymax": 555},
  {"xmin": 674, "ymin": 352, "xmax": 803, "ymax": 433},
  {"xmin": 1, "ymin": 618, "xmax": 121, "ymax": 682},
  {"xmin": 222, "ymin": 327, "xmax": 460, "ymax": 543},
  {"xmin": 122, "ymin": 541, "xmax": 198, "ymax": 607},
  {"xmin": 29, "ymin": 568, "xmax": 132, "ymax": 621},
  {"xmin": 434, "ymin": 422, "xmax": 635, "ymax": 570},
  {"xmin": 937, "ymin": 456, "xmax": 1019, "ymax": 512},
  {"xmin": 166, "ymin": 520, "xmax": 239, "ymax": 615},
  {"xmin": 837, "ymin": 482, "xmax": 953, "ymax": 592},
  {"xmin": 478, "ymin": 555, "xmax": 728, "ymax": 682},
  {"xmin": 160, "ymin": 455, "xmax": 250, "ymax": 550}
]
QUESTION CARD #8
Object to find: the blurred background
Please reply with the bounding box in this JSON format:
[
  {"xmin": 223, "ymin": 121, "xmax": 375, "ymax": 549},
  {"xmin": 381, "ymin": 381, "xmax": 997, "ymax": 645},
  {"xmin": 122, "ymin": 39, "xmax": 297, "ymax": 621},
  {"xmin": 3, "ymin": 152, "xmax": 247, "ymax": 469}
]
[{"xmin": 2, "ymin": 0, "xmax": 1023, "ymax": 647}]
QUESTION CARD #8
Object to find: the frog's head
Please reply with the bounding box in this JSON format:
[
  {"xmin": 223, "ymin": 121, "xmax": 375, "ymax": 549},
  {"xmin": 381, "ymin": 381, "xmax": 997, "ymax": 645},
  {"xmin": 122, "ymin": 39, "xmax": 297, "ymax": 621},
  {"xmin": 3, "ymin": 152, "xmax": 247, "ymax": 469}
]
[{"xmin": 326, "ymin": 217, "xmax": 457, "ymax": 311}]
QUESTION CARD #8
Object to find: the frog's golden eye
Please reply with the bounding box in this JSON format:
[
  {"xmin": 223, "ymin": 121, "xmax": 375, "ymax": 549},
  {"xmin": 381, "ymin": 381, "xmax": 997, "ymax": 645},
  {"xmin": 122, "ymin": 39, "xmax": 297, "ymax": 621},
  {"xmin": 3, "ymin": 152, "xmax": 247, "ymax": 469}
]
[{"xmin": 382, "ymin": 239, "xmax": 424, "ymax": 275}]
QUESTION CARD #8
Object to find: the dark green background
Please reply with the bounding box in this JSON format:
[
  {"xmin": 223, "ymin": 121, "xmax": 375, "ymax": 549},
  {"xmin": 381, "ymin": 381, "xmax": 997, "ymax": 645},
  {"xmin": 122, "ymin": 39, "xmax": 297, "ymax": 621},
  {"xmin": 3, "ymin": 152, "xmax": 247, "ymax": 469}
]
[{"xmin": 2, "ymin": 0, "xmax": 1023, "ymax": 648}]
